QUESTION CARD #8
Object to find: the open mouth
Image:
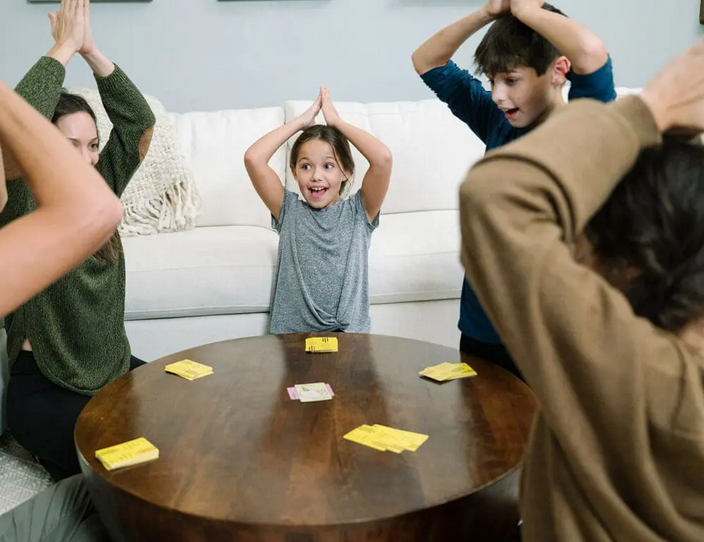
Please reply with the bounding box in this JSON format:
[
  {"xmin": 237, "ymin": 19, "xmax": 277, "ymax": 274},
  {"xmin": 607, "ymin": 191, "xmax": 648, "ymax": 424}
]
[
  {"xmin": 309, "ymin": 187, "xmax": 328, "ymax": 200},
  {"xmin": 504, "ymin": 108, "xmax": 519, "ymax": 120}
]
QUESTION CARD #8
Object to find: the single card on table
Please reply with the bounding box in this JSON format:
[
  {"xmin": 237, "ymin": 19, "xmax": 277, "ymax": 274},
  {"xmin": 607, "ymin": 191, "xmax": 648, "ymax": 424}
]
[
  {"xmin": 419, "ymin": 362, "xmax": 477, "ymax": 382},
  {"xmin": 95, "ymin": 437, "xmax": 159, "ymax": 471},
  {"xmin": 305, "ymin": 337, "xmax": 338, "ymax": 353},
  {"xmin": 287, "ymin": 383, "xmax": 334, "ymax": 401},
  {"xmin": 293, "ymin": 382, "xmax": 333, "ymax": 402},
  {"xmin": 164, "ymin": 359, "xmax": 213, "ymax": 381}
]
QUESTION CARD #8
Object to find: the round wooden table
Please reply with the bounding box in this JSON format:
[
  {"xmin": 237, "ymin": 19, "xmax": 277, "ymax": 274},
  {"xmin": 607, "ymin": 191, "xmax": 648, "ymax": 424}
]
[{"xmin": 76, "ymin": 333, "xmax": 536, "ymax": 542}]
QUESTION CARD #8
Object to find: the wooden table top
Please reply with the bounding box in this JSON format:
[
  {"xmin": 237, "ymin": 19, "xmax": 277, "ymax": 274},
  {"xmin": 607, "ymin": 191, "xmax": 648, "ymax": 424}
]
[{"xmin": 75, "ymin": 333, "xmax": 536, "ymax": 538}]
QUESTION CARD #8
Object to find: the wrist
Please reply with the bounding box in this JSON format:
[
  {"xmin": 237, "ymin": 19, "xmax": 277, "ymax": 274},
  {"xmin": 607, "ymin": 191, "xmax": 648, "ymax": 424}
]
[
  {"xmin": 82, "ymin": 49, "xmax": 116, "ymax": 78},
  {"xmin": 80, "ymin": 47, "xmax": 101, "ymax": 65},
  {"xmin": 79, "ymin": 46, "xmax": 97, "ymax": 58},
  {"xmin": 510, "ymin": 5, "xmax": 536, "ymax": 22},
  {"xmin": 47, "ymin": 42, "xmax": 76, "ymax": 67},
  {"xmin": 480, "ymin": 5, "xmax": 500, "ymax": 22},
  {"xmin": 639, "ymin": 89, "xmax": 667, "ymax": 132}
]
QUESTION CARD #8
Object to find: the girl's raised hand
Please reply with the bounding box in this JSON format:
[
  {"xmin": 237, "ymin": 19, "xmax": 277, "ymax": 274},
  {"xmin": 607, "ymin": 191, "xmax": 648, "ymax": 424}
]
[
  {"xmin": 320, "ymin": 88, "xmax": 342, "ymax": 128},
  {"xmin": 298, "ymin": 92, "xmax": 322, "ymax": 130},
  {"xmin": 48, "ymin": 0, "xmax": 85, "ymax": 54}
]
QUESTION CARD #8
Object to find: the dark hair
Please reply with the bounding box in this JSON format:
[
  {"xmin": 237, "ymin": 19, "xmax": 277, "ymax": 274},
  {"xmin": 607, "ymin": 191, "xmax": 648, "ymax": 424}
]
[
  {"xmin": 52, "ymin": 91, "xmax": 98, "ymax": 129},
  {"xmin": 53, "ymin": 91, "xmax": 121, "ymax": 264},
  {"xmin": 290, "ymin": 125, "xmax": 355, "ymax": 195},
  {"xmin": 475, "ymin": 3, "xmax": 566, "ymax": 77},
  {"xmin": 584, "ymin": 140, "xmax": 704, "ymax": 333}
]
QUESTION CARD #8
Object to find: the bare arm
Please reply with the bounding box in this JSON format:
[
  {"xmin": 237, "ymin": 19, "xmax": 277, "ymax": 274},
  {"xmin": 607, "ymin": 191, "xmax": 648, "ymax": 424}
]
[
  {"xmin": 77, "ymin": 0, "xmax": 115, "ymax": 77},
  {"xmin": 46, "ymin": 0, "xmax": 85, "ymax": 67},
  {"xmin": 0, "ymin": 79, "xmax": 123, "ymax": 318},
  {"xmin": 244, "ymin": 95, "xmax": 322, "ymax": 220},
  {"xmin": 1, "ymin": 0, "xmax": 85, "ymax": 181},
  {"xmin": 411, "ymin": 1, "xmax": 509, "ymax": 75},
  {"xmin": 321, "ymin": 89, "xmax": 392, "ymax": 222},
  {"xmin": 511, "ymin": 0, "xmax": 608, "ymax": 74}
]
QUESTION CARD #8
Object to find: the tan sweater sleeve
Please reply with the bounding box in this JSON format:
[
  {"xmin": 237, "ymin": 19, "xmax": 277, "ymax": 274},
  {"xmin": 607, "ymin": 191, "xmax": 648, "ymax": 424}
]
[{"xmin": 459, "ymin": 96, "xmax": 701, "ymax": 464}]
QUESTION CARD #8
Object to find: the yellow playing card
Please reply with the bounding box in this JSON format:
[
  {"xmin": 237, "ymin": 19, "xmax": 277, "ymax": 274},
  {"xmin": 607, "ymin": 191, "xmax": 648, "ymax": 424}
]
[
  {"xmin": 372, "ymin": 424, "xmax": 429, "ymax": 452},
  {"xmin": 419, "ymin": 362, "xmax": 454, "ymax": 380},
  {"xmin": 95, "ymin": 437, "xmax": 159, "ymax": 471},
  {"xmin": 343, "ymin": 425, "xmax": 388, "ymax": 452},
  {"xmin": 305, "ymin": 337, "xmax": 339, "ymax": 353},
  {"xmin": 165, "ymin": 359, "xmax": 213, "ymax": 381},
  {"xmin": 419, "ymin": 362, "xmax": 477, "ymax": 382},
  {"xmin": 344, "ymin": 424, "xmax": 427, "ymax": 453}
]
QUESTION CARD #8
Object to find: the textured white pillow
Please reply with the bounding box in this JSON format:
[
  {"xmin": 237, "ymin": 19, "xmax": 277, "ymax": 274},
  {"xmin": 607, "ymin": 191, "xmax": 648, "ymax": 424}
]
[{"xmin": 68, "ymin": 88, "xmax": 200, "ymax": 236}]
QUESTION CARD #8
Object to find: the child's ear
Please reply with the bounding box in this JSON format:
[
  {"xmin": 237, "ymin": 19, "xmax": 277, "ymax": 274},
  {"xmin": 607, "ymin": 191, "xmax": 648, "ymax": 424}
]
[{"xmin": 551, "ymin": 56, "xmax": 570, "ymax": 86}]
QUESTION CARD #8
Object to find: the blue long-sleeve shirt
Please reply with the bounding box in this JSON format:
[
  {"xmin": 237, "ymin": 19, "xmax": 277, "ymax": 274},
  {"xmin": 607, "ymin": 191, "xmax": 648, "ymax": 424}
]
[{"xmin": 421, "ymin": 58, "xmax": 617, "ymax": 344}]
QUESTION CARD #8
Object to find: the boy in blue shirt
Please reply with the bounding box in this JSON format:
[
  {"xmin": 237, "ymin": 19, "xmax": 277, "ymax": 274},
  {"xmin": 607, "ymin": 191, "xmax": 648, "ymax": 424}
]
[{"xmin": 413, "ymin": 0, "xmax": 616, "ymax": 380}]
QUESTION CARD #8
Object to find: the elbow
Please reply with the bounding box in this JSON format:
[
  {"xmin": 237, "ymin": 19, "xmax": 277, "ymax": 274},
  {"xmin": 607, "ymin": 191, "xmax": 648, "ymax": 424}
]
[
  {"xmin": 84, "ymin": 195, "xmax": 123, "ymax": 241},
  {"xmin": 411, "ymin": 49, "xmax": 435, "ymax": 76},
  {"xmin": 573, "ymin": 38, "xmax": 609, "ymax": 74},
  {"xmin": 378, "ymin": 147, "xmax": 393, "ymax": 171},
  {"xmin": 243, "ymin": 149, "xmax": 258, "ymax": 171},
  {"xmin": 411, "ymin": 50, "xmax": 424, "ymax": 75},
  {"xmin": 244, "ymin": 148, "xmax": 268, "ymax": 173}
]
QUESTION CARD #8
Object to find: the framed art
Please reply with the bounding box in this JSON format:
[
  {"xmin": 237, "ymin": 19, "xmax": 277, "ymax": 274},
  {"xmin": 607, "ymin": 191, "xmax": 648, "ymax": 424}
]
[
  {"xmin": 701, "ymin": 0, "xmax": 704, "ymax": 24},
  {"xmin": 28, "ymin": 0, "xmax": 151, "ymax": 3}
]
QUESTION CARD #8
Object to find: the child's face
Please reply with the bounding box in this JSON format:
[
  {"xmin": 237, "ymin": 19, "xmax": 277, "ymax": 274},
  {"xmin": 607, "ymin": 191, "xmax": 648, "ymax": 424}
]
[
  {"xmin": 293, "ymin": 140, "xmax": 348, "ymax": 209},
  {"xmin": 489, "ymin": 66, "xmax": 557, "ymax": 129}
]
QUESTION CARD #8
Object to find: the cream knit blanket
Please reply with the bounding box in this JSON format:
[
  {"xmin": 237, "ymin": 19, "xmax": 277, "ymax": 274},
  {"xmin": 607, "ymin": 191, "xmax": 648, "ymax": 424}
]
[{"xmin": 68, "ymin": 88, "xmax": 200, "ymax": 236}]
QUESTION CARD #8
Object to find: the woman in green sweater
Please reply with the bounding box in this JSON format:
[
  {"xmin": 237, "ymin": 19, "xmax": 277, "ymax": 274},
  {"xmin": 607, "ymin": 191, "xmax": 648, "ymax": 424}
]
[{"xmin": 1, "ymin": 0, "xmax": 156, "ymax": 481}]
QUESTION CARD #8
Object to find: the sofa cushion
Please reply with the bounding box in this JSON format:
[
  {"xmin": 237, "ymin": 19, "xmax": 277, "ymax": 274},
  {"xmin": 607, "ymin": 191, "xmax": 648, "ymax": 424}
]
[
  {"xmin": 369, "ymin": 210, "xmax": 463, "ymax": 304},
  {"xmin": 123, "ymin": 210, "xmax": 462, "ymax": 320},
  {"xmin": 169, "ymin": 107, "xmax": 285, "ymax": 229},
  {"xmin": 284, "ymin": 100, "xmax": 483, "ymax": 216},
  {"xmin": 123, "ymin": 226, "xmax": 279, "ymax": 320}
]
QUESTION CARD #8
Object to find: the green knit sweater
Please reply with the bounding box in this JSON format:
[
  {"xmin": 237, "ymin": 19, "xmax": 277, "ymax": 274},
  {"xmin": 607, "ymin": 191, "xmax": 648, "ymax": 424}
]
[{"xmin": 0, "ymin": 56, "xmax": 156, "ymax": 395}]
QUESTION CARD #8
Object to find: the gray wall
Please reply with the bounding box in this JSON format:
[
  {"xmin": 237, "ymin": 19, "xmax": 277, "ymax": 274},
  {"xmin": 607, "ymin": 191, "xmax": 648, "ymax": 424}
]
[{"xmin": 1, "ymin": 0, "xmax": 702, "ymax": 112}]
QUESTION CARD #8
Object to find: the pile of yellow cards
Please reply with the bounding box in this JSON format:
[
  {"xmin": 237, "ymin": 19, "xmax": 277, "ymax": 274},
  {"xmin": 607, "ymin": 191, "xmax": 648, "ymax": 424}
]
[
  {"xmin": 95, "ymin": 437, "xmax": 159, "ymax": 471},
  {"xmin": 305, "ymin": 337, "xmax": 338, "ymax": 353},
  {"xmin": 344, "ymin": 424, "xmax": 428, "ymax": 453},
  {"xmin": 419, "ymin": 362, "xmax": 477, "ymax": 382},
  {"xmin": 164, "ymin": 359, "xmax": 213, "ymax": 380}
]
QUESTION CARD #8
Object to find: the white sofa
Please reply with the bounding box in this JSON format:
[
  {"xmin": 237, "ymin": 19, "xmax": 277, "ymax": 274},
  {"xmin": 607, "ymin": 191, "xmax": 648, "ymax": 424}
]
[
  {"xmin": 121, "ymin": 98, "xmax": 485, "ymax": 361},
  {"xmin": 1, "ymin": 89, "xmax": 639, "ymax": 431}
]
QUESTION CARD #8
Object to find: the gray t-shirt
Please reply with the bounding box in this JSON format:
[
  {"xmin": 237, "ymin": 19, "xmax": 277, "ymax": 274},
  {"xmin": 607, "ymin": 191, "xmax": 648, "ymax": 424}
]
[{"xmin": 270, "ymin": 189, "xmax": 379, "ymax": 334}]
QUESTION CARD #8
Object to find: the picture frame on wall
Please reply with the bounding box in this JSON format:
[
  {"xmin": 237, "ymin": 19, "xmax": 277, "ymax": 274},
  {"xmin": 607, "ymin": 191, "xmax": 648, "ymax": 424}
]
[
  {"xmin": 28, "ymin": 0, "xmax": 151, "ymax": 3},
  {"xmin": 701, "ymin": 0, "xmax": 704, "ymax": 24}
]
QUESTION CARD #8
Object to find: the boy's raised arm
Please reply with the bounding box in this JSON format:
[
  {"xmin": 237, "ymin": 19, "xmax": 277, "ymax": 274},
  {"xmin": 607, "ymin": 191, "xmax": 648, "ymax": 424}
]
[
  {"xmin": 510, "ymin": 0, "xmax": 608, "ymax": 74},
  {"xmin": 412, "ymin": 1, "xmax": 510, "ymax": 75}
]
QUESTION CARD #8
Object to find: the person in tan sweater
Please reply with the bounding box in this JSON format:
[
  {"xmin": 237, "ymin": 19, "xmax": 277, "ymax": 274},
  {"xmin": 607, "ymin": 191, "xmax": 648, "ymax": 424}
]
[{"xmin": 460, "ymin": 38, "xmax": 704, "ymax": 542}]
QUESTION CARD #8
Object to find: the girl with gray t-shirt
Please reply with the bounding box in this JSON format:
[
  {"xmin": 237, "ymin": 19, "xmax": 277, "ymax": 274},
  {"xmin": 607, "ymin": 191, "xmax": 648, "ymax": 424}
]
[{"xmin": 244, "ymin": 87, "xmax": 393, "ymax": 333}]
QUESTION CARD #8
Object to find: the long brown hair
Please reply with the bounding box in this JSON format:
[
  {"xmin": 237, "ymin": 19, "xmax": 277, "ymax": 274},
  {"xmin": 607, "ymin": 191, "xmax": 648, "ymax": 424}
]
[{"xmin": 52, "ymin": 92, "xmax": 122, "ymax": 264}]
